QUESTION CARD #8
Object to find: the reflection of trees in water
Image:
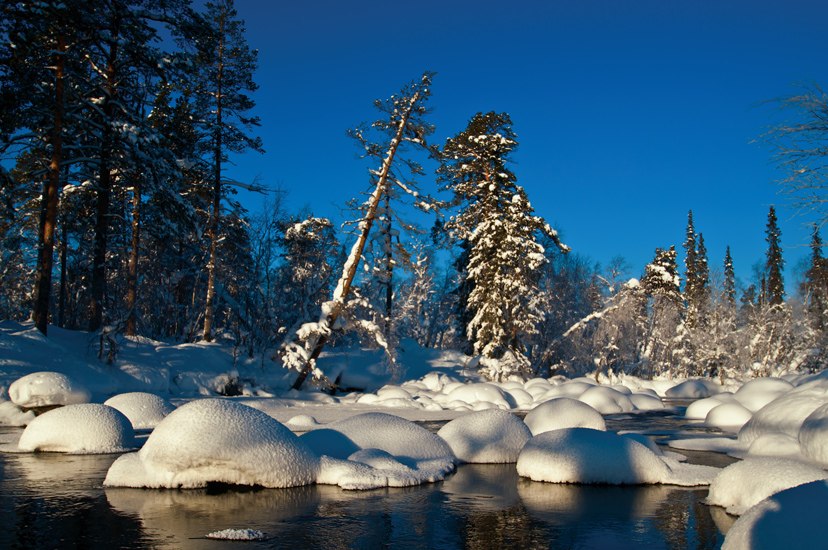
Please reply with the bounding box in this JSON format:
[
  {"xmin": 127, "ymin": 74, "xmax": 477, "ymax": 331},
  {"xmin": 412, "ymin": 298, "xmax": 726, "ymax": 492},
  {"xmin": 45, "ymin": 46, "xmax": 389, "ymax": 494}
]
[{"xmin": 651, "ymin": 488, "xmax": 723, "ymax": 549}]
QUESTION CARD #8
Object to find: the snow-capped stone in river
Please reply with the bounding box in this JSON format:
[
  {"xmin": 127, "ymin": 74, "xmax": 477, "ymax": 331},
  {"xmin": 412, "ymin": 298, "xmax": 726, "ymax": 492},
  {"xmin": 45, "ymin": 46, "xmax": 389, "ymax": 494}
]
[
  {"xmin": 797, "ymin": 402, "xmax": 828, "ymax": 466},
  {"xmin": 705, "ymin": 457, "xmax": 828, "ymax": 516},
  {"xmin": 523, "ymin": 397, "xmax": 606, "ymax": 436},
  {"xmin": 104, "ymin": 399, "xmax": 319, "ymax": 489},
  {"xmin": 437, "ymin": 409, "xmax": 531, "ymax": 463},
  {"xmin": 733, "ymin": 377, "xmax": 793, "ymax": 412},
  {"xmin": 705, "ymin": 402, "xmax": 754, "ymax": 433},
  {"xmin": 18, "ymin": 403, "xmax": 135, "ymax": 454},
  {"xmin": 9, "ymin": 371, "xmax": 90, "ymax": 409},
  {"xmin": 665, "ymin": 379, "xmax": 722, "ymax": 399},
  {"xmin": 104, "ymin": 392, "xmax": 175, "ymax": 430},
  {"xmin": 516, "ymin": 427, "xmax": 718, "ymax": 486}
]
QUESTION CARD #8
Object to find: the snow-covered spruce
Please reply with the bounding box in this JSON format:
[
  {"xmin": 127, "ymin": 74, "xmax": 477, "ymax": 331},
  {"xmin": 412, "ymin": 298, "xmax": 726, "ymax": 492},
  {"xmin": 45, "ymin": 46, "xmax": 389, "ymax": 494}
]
[
  {"xmin": 722, "ymin": 480, "xmax": 828, "ymax": 550},
  {"xmin": 522, "ymin": 397, "xmax": 606, "ymax": 436},
  {"xmin": 705, "ymin": 457, "xmax": 828, "ymax": 516},
  {"xmin": 104, "ymin": 399, "xmax": 319, "ymax": 489},
  {"xmin": 9, "ymin": 371, "xmax": 90, "ymax": 409},
  {"xmin": 516, "ymin": 428, "xmax": 717, "ymax": 486},
  {"xmin": 437, "ymin": 409, "xmax": 531, "ymax": 463},
  {"xmin": 104, "ymin": 392, "xmax": 175, "ymax": 430},
  {"xmin": 18, "ymin": 404, "xmax": 135, "ymax": 454},
  {"xmin": 301, "ymin": 412, "xmax": 456, "ymax": 488}
]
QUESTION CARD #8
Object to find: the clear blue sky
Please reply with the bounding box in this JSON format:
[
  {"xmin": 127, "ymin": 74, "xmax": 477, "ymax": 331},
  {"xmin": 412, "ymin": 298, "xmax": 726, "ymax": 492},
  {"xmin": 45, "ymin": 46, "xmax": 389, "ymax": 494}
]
[{"xmin": 227, "ymin": 0, "xmax": 827, "ymax": 292}]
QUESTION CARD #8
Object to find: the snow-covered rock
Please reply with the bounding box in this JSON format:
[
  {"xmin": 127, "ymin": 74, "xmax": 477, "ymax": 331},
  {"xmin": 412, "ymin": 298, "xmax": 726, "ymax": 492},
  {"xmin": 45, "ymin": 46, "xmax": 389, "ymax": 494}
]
[
  {"xmin": 104, "ymin": 392, "xmax": 175, "ymax": 430},
  {"xmin": 705, "ymin": 457, "xmax": 828, "ymax": 516},
  {"xmin": 437, "ymin": 409, "xmax": 531, "ymax": 463},
  {"xmin": 523, "ymin": 398, "xmax": 606, "ymax": 435},
  {"xmin": 733, "ymin": 377, "xmax": 793, "ymax": 412},
  {"xmin": 665, "ymin": 379, "xmax": 721, "ymax": 399},
  {"xmin": 516, "ymin": 428, "xmax": 717, "ymax": 486},
  {"xmin": 798, "ymin": 402, "xmax": 828, "ymax": 466},
  {"xmin": 685, "ymin": 393, "xmax": 736, "ymax": 420},
  {"xmin": 738, "ymin": 392, "xmax": 827, "ymax": 447},
  {"xmin": 301, "ymin": 412, "xmax": 456, "ymax": 488},
  {"xmin": 705, "ymin": 402, "xmax": 753, "ymax": 432},
  {"xmin": 285, "ymin": 414, "xmax": 322, "ymax": 431},
  {"xmin": 18, "ymin": 403, "xmax": 135, "ymax": 454},
  {"xmin": 443, "ymin": 383, "xmax": 516, "ymax": 410},
  {"xmin": 9, "ymin": 371, "xmax": 90, "ymax": 409},
  {"xmin": 629, "ymin": 392, "xmax": 665, "ymax": 410},
  {"xmin": 722, "ymin": 480, "xmax": 828, "ymax": 550},
  {"xmin": 578, "ymin": 385, "xmax": 634, "ymax": 414},
  {"xmin": 104, "ymin": 399, "xmax": 319, "ymax": 489}
]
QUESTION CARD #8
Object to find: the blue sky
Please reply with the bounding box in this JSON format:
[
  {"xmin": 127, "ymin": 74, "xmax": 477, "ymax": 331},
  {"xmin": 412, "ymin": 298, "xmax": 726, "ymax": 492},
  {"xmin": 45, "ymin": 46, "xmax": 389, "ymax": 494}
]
[{"xmin": 227, "ymin": 0, "xmax": 827, "ymax": 291}]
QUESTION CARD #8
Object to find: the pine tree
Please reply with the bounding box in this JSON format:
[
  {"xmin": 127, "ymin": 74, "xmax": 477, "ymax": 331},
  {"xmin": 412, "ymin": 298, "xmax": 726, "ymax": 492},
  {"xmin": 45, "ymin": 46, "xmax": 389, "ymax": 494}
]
[
  {"xmin": 641, "ymin": 246, "xmax": 683, "ymax": 376},
  {"xmin": 438, "ymin": 111, "xmax": 568, "ymax": 380},
  {"xmin": 803, "ymin": 225, "xmax": 828, "ymax": 332},
  {"xmin": 694, "ymin": 232, "xmax": 711, "ymax": 322},
  {"xmin": 683, "ymin": 210, "xmax": 698, "ymax": 323},
  {"xmin": 723, "ymin": 245, "xmax": 736, "ymax": 308},
  {"xmin": 765, "ymin": 206, "xmax": 785, "ymax": 306},
  {"xmin": 179, "ymin": 0, "xmax": 263, "ymax": 342}
]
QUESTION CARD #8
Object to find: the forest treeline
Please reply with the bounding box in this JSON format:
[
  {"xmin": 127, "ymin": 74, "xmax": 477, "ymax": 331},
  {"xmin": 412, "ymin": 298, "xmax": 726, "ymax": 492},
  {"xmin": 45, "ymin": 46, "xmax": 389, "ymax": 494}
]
[{"xmin": 2, "ymin": 0, "xmax": 827, "ymax": 387}]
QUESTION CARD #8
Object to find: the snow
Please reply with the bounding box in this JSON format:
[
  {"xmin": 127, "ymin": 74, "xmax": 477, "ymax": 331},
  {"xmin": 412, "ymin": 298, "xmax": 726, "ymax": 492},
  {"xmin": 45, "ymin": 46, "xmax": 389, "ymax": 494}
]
[
  {"xmin": 578, "ymin": 385, "xmax": 634, "ymax": 414},
  {"xmin": 705, "ymin": 457, "xmax": 828, "ymax": 515},
  {"xmin": 705, "ymin": 402, "xmax": 754, "ymax": 432},
  {"xmin": 206, "ymin": 529, "xmax": 267, "ymax": 541},
  {"xmin": 104, "ymin": 399, "xmax": 319, "ymax": 489},
  {"xmin": 17, "ymin": 403, "xmax": 135, "ymax": 454},
  {"xmin": 797, "ymin": 402, "xmax": 828, "ymax": 466},
  {"xmin": 0, "ymin": 400, "xmax": 35, "ymax": 426},
  {"xmin": 443, "ymin": 382, "xmax": 517, "ymax": 410},
  {"xmin": 685, "ymin": 393, "xmax": 736, "ymax": 420},
  {"xmin": 301, "ymin": 412, "xmax": 456, "ymax": 488},
  {"xmin": 733, "ymin": 377, "xmax": 794, "ymax": 412},
  {"xmin": 722, "ymin": 480, "xmax": 828, "ymax": 550},
  {"xmin": 665, "ymin": 379, "xmax": 722, "ymax": 399},
  {"xmin": 516, "ymin": 428, "xmax": 718, "ymax": 486},
  {"xmin": 523, "ymin": 397, "xmax": 606, "ymax": 435},
  {"xmin": 103, "ymin": 392, "xmax": 175, "ymax": 430},
  {"xmin": 437, "ymin": 409, "xmax": 531, "ymax": 463},
  {"xmin": 9, "ymin": 371, "xmax": 91, "ymax": 409}
]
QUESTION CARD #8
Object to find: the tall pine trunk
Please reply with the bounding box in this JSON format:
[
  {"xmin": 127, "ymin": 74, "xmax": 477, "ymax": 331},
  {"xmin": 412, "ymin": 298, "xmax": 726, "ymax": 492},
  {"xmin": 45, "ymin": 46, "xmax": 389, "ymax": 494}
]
[
  {"xmin": 202, "ymin": 17, "xmax": 225, "ymax": 343},
  {"xmin": 125, "ymin": 179, "xmax": 141, "ymax": 336},
  {"xmin": 290, "ymin": 88, "xmax": 422, "ymax": 390},
  {"xmin": 32, "ymin": 34, "xmax": 66, "ymax": 336}
]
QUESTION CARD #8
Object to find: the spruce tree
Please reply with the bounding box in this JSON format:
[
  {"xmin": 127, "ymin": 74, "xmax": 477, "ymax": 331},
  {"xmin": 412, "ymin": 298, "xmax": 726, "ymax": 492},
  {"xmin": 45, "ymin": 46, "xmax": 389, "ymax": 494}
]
[
  {"xmin": 694, "ymin": 232, "xmax": 711, "ymax": 322},
  {"xmin": 765, "ymin": 206, "xmax": 785, "ymax": 306},
  {"xmin": 723, "ymin": 245, "xmax": 736, "ymax": 307},
  {"xmin": 683, "ymin": 210, "xmax": 698, "ymax": 314},
  {"xmin": 803, "ymin": 225, "xmax": 828, "ymax": 332},
  {"xmin": 438, "ymin": 112, "xmax": 568, "ymax": 380}
]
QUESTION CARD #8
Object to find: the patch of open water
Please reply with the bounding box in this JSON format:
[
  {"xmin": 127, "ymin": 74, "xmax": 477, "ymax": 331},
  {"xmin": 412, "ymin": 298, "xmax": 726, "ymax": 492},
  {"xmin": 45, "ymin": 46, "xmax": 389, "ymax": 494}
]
[{"xmin": 0, "ymin": 408, "xmax": 736, "ymax": 549}]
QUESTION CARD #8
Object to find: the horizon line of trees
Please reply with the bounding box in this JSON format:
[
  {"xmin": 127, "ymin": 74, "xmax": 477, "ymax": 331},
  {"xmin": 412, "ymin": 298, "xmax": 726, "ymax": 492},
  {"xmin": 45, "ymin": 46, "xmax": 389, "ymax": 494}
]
[{"xmin": 2, "ymin": 1, "xmax": 828, "ymax": 386}]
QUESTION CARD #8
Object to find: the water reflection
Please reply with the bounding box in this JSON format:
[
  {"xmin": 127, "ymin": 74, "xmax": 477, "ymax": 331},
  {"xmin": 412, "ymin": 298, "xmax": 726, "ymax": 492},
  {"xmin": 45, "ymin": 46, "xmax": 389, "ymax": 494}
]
[{"xmin": 0, "ymin": 424, "xmax": 726, "ymax": 549}]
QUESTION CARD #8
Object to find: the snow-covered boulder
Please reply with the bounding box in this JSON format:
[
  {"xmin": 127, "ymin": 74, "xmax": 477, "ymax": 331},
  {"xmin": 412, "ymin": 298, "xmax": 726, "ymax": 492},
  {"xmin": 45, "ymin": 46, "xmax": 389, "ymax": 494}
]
[
  {"xmin": 285, "ymin": 414, "xmax": 321, "ymax": 431},
  {"xmin": 743, "ymin": 433, "xmax": 802, "ymax": 459},
  {"xmin": 629, "ymin": 392, "xmax": 665, "ymax": 411},
  {"xmin": 798, "ymin": 403, "xmax": 828, "ymax": 466},
  {"xmin": 738, "ymin": 392, "xmax": 827, "ymax": 447},
  {"xmin": 685, "ymin": 393, "xmax": 736, "ymax": 420},
  {"xmin": 302, "ymin": 412, "xmax": 456, "ymax": 488},
  {"xmin": 104, "ymin": 399, "xmax": 319, "ymax": 489},
  {"xmin": 9, "ymin": 371, "xmax": 90, "ymax": 409},
  {"xmin": 516, "ymin": 428, "xmax": 717, "ymax": 486},
  {"xmin": 523, "ymin": 398, "xmax": 606, "ymax": 435},
  {"xmin": 104, "ymin": 392, "xmax": 175, "ymax": 430},
  {"xmin": 722, "ymin": 480, "xmax": 828, "ymax": 550},
  {"xmin": 705, "ymin": 457, "xmax": 828, "ymax": 516},
  {"xmin": 18, "ymin": 403, "xmax": 135, "ymax": 454},
  {"xmin": 705, "ymin": 402, "xmax": 753, "ymax": 432},
  {"xmin": 437, "ymin": 409, "xmax": 531, "ymax": 463},
  {"xmin": 665, "ymin": 379, "xmax": 721, "ymax": 399},
  {"xmin": 578, "ymin": 386, "xmax": 634, "ymax": 414},
  {"xmin": 733, "ymin": 377, "xmax": 793, "ymax": 412},
  {"xmin": 443, "ymin": 383, "xmax": 516, "ymax": 410}
]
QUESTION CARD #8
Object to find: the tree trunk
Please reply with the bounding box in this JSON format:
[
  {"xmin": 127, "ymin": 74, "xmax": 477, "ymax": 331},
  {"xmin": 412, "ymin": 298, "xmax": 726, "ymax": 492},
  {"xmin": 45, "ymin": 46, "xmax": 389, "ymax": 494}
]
[
  {"xmin": 383, "ymin": 191, "xmax": 393, "ymax": 338},
  {"xmin": 202, "ymin": 16, "xmax": 225, "ymax": 342},
  {"xmin": 57, "ymin": 200, "xmax": 68, "ymax": 328},
  {"xmin": 290, "ymin": 89, "xmax": 421, "ymax": 390},
  {"xmin": 32, "ymin": 34, "xmax": 66, "ymax": 336},
  {"xmin": 89, "ymin": 30, "xmax": 120, "ymax": 332},
  {"xmin": 125, "ymin": 179, "xmax": 141, "ymax": 336}
]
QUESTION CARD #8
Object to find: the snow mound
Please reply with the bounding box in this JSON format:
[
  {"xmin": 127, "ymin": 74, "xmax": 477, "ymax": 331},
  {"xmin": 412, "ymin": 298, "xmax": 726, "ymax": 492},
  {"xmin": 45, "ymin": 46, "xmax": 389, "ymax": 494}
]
[
  {"xmin": 738, "ymin": 392, "xmax": 826, "ymax": 447},
  {"xmin": 578, "ymin": 386, "xmax": 634, "ymax": 414},
  {"xmin": 742, "ymin": 433, "xmax": 801, "ymax": 459},
  {"xmin": 665, "ymin": 379, "xmax": 721, "ymax": 399},
  {"xmin": 629, "ymin": 392, "xmax": 665, "ymax": 410},
  {"xmin": 516, "ymin": 428, "xmax": 717, "ymax": 486},
  {"xmin": 705, "ymin": 457, "xmax": 828, "ymax": 516},
  {"xmin": 302, "ymin": 412, "xmax": 456, "ymax": 488},
  {"xmin": 685, "ymin": 393, "xmax": 735, "ymax": 420},
  {"xmin": 705, "ymin": 402, "xmax": 753, "ymax": 432},
  {"xmin": 104, "ymin": 399, "xmax": 319, "ymax": 489},
  {"xmin": 523, "ymin": 398, "xmax": 606, "ymax": 435},
  {"xmin": 285, "ymin": 414, "xmax": 322, "ymax": 430},
  {"xmin": 9, "ymin": 371, "xmax": 91, "ymax": 409},
  {"xmin": 798, "ymin": 403, "xmax": 828, "ymax": 466},
  {"xmin": 437, "ymin": 409, "xmax": 531, "ymax": 463},
  {"xmin": 733, "ymin": 377, "xmax": 793, "ymax": 412},
  {"xmin": 206, "ymin": 529, "xmax": 267, "ymax": 541},
  {"xmin": 722, "ymin": 480, "xmax": 828, "ymax": 550},
  {"xmin": 104, "ymin": 392, "xmax": 175, "ymax": 430},
  {"xmin": 18, "ymin": 403, "xmax": 135, "ymax": 454},
  {"xmin": 443, "ymin": 383, "xmax": 516, "ymax": 410}
]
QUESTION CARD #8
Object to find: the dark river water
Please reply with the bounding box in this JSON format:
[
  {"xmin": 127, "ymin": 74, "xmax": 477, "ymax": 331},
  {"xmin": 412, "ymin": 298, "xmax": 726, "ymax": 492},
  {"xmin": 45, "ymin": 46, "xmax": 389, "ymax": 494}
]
[{"xmin": 0, "ymin": 409, "xmax": 736, "ymax": 549}]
